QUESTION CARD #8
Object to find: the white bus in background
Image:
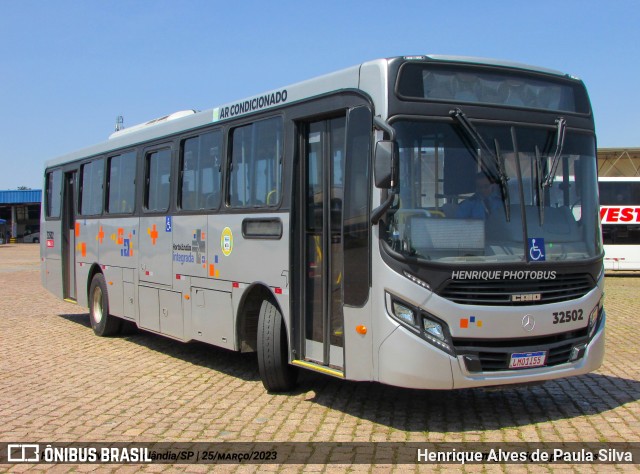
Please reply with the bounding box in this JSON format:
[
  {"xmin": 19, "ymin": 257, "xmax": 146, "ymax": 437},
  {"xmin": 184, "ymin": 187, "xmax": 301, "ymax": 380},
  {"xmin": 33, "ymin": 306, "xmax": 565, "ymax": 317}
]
[
  {"xmin": 599, "ymin": 177, "xmax": 640, "ymax": 271},
  {"xmin": 41, "ymin": 55, "xmax": 605, "ymax": 392}
]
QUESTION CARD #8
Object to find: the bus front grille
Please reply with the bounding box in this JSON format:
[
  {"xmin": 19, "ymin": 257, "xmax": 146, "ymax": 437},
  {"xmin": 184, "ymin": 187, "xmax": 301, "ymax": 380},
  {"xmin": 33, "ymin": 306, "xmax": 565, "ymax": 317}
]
[
  {"xmin": 453, "ymin": 328, "xmax": 589, "ymax": 372},
  {"xmin": 438, "ymin": 273, "xmax": 595, "ymax": 305}
]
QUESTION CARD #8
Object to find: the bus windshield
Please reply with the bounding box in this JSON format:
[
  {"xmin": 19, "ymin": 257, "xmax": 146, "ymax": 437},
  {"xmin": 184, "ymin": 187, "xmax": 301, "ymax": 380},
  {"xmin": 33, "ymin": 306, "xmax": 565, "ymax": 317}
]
[{"xmin": 385, "ymin": 120, "xmax": 601, "ymax": 263}]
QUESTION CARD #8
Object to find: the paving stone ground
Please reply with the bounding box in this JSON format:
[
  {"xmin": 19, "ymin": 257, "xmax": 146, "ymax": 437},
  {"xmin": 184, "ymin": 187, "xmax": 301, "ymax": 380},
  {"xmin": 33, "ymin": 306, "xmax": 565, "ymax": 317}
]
[{"xmin": 0, "ymin": 244, "xmax": 638, "ymax": 472}]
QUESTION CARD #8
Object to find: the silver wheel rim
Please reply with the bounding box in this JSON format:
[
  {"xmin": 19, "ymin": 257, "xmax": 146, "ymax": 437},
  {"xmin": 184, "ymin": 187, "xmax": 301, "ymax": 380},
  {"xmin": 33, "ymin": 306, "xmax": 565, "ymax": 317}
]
[{"xmin": 92, "ymin": 286, "xmax": 103, "ymax": 324}]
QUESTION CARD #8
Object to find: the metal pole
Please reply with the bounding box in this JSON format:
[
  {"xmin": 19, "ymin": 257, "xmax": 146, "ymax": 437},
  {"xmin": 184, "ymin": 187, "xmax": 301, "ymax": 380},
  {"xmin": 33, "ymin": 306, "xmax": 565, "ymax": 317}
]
[{"xmin": 11, "ymin": 205, "xmax": 17, "ymax": 243}]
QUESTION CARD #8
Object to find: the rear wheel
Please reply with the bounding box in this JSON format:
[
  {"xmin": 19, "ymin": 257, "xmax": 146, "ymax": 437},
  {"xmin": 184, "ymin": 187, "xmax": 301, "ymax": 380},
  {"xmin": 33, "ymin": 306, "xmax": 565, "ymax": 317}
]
[
  {"xmin": 257, "ymin": 300, "xmax": 298, "ymax": 392},
  {"xmin": 89, "ymin": 273, "xmax": 122, "ymax": 336}
]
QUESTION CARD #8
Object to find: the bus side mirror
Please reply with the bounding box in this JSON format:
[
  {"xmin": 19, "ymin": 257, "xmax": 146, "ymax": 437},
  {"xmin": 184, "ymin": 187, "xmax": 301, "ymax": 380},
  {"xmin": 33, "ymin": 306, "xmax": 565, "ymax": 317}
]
[{"xmin": 374, "ymin": 140, "xmax": 397, "ymax": 189}]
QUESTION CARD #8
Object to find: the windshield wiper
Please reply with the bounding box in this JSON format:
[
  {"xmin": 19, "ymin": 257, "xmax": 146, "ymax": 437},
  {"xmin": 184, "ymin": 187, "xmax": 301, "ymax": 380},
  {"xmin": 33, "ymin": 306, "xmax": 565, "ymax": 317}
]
[
  {"xmin": 534, "ymin": 146, "xmax": 545, "ymax": 225},
  {"xmin": 492, "ymin": 138, "xmax": 511, "ymax": 222},
  {"xmin": 542, "ymin": 117, "xmax": 567, "ymax": 188},
  {"xmin": 450, "ymin": 108, "xmax": 511, "ymax": 221}
]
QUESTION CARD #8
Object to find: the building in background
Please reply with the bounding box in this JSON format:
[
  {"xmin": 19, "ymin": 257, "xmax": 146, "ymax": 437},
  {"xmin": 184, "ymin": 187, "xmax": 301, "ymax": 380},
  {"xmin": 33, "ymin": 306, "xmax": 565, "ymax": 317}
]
[
  {"xmin": 598, "ymin": 148, "xmax": 640, "ymax": 177},
  {"xmin": 0, "ymin": 190, "xmax": 42, "ymax": 243}
]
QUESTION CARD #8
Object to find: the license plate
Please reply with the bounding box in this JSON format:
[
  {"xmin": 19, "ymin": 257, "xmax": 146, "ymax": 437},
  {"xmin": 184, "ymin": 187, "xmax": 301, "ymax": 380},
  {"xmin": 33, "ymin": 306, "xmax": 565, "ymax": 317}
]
[{"xmin": 509, "ymin": 351, "xmax": 547, "ymax": 369}]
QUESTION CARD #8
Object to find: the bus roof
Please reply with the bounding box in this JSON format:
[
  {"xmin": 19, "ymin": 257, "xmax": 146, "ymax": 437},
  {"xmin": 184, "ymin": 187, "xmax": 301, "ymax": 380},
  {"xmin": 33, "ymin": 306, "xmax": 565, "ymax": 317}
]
[
  {"xmin": 45, "ymin": 62, "xmax": 364, "ymax": 169},
  {"xmin": 45, "ymin": 55, "xmax": 580, "ymax": 169},
  {"xmin": 424, "ymin": 54, "xmax": 571, "ymax": 78}
]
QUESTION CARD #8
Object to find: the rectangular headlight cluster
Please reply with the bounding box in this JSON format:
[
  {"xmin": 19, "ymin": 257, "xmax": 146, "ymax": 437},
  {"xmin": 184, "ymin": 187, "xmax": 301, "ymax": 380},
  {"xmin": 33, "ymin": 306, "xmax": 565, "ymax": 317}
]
[
  {"xmin": 588, "ymin": 295, "xmax": 604, "ymax": 339},
  {"xmin": 388, "ymin": 294, "xmax": 454, "ymax": 355}
]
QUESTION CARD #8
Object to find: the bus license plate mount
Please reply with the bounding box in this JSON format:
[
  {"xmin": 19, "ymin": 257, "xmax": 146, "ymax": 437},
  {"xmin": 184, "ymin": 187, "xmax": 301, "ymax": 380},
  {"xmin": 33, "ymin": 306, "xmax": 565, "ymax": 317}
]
[{"xmin": 509, "ymin": 351, "xmax": 547, "ymax": 369}]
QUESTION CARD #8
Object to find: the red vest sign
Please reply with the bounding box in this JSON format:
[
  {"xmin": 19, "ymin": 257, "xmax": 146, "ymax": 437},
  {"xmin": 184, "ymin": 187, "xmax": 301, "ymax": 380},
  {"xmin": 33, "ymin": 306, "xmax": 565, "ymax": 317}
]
[{"xmin": 600, "ymin": 206, "xmax": 640, "ymax": 224}]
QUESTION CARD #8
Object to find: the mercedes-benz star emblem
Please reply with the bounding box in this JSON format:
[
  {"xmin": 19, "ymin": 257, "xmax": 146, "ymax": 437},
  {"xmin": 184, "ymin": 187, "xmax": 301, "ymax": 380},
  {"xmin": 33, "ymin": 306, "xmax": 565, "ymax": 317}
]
[{"xmin": 522, "ymin": 314, "xmax": 536, "ymax": 332}]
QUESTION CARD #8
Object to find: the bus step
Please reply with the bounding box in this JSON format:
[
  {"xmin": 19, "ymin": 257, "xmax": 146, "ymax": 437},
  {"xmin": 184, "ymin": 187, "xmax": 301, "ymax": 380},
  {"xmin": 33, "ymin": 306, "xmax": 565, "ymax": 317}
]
[
  {"xmin": 291, "ymin": 360, "xmax": 344, "ymax": 378},
  {"xmin": 63, "ymin": 298, "xmax": 77, "ymax": 304}
]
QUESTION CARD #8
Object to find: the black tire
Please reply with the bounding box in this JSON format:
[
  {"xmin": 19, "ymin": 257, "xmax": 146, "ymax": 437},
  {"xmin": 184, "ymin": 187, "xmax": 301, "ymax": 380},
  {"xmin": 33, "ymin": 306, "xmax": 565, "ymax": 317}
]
[
  {"xmin": 257, "ymin": 300, "xmax": 298, "ymax": 392},
  {"xmin": 89, "ymin": 273, "xmax": 122, "ymax": 337}
]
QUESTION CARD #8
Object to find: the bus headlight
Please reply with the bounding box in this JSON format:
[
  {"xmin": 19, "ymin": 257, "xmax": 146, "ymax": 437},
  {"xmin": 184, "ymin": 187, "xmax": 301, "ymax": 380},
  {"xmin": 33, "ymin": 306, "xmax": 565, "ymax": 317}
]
[
  {"xmin": 422, "ymin": 315, "xmax": 454, "ymax": 355},
  {"xmin": 588, "ymin": 296, "xmax": 604, "ymax": 339},
  {"xmin": 392, "ymin": 301, "xmax": 418, "ymax": 328},
  {"xmin": 422, "ymin": 317, "xmax": 445, "ymax": 340},
  {"xmin": 388, "ymin": 294, "xmax": 454, "ymax": 355}
]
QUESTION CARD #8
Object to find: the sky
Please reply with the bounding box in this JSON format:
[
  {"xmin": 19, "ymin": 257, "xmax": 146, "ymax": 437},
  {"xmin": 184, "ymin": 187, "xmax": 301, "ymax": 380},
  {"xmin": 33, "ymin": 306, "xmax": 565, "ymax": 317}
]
[{"xmin": 1, "ymin": 0, "xmax": 638, "ymax": 190}]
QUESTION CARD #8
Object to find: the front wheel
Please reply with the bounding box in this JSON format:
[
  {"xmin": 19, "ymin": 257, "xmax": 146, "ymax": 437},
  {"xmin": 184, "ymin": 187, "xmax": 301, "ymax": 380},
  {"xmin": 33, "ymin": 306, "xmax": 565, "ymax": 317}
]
[
  {"xmin": 257, "ymin": 300, "xmax": 298, "ymax": 392},
  {"xmin": 89, "ymin": 273, "xmax": 122, "ymax": 337}
]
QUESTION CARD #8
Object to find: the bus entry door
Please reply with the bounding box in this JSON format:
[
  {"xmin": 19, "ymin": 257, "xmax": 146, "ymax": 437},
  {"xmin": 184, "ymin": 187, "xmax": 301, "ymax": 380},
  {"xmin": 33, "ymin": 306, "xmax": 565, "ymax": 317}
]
[
  {"xmin": 62, "ymin": 171, "xmax": 77, "ymax": 301},
  {"xmin": 301, "ymin": 117, "xmax": 346, "ymax": 369}
]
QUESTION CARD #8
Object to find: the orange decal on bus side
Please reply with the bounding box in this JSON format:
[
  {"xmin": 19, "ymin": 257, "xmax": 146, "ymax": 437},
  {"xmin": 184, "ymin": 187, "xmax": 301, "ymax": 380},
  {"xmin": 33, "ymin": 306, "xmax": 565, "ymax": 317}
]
[{"xmin": 147, "ymin": 224, "xmax": 158, "ymax": 245}]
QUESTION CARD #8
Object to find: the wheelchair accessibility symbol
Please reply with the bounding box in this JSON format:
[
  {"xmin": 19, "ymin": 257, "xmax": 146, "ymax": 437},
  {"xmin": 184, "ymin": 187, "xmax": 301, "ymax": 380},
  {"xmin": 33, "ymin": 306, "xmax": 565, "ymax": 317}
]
[{"xmin": 528, "ymin": 238, "xmax": 545, "ymax": 261}]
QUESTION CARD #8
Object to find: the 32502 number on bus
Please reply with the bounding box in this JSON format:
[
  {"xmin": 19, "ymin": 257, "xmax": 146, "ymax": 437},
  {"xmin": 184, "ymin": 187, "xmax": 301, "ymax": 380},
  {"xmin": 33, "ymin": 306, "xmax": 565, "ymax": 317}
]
[{"xmin": 552, "ymin": 309, "xmax": 584, "ymax": 324}]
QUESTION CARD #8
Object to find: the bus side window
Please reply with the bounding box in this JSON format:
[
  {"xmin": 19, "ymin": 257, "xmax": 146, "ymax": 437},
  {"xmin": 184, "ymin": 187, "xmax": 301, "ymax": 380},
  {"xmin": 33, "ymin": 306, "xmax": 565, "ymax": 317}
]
[
  {"xmin": 107, "ymin": 151, "xmax": 136, "ymax": 214},
  {"xmin": 46, "ymin": 169, "xmax": 63, "ymax": 219},
  {"xmin": 180, "ymin": 131, "xmax": 222, "ymax": 210},
  {"xmin": 145, "ymin": 149, "xmax": 171, "ymax": 212},
  {"xmin": 80, "ymin": 158, "xmax": 104, "ymax": 216},
  {"xmin": 229, "ymin": 117, "xmax": 283, "ymax": 208}
]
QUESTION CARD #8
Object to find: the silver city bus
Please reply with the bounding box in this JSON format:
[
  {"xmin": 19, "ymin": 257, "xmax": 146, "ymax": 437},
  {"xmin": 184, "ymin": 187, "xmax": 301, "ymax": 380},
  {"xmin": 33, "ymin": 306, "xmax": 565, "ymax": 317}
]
[{"xmin": 41, "ymin": 55, "xmax": 605, "ymax": 392}]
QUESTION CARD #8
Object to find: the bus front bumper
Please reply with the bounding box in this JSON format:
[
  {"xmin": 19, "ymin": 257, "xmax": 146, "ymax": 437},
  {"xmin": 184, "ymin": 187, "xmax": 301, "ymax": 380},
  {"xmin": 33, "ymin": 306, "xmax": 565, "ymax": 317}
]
[{"xmin": 378, "ymin": 313, "xmax": 605, "ymax": 390}]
